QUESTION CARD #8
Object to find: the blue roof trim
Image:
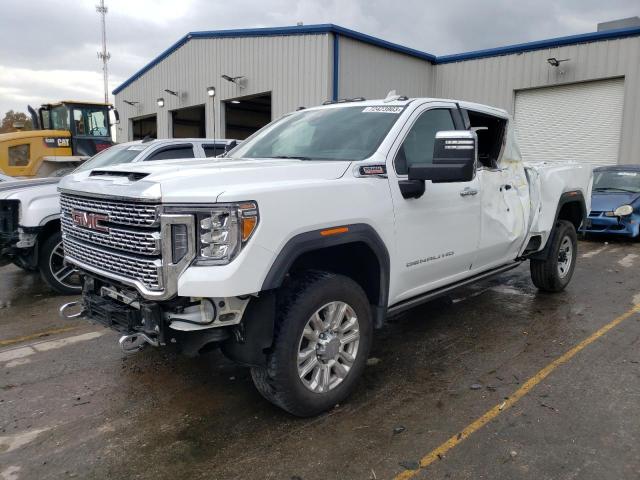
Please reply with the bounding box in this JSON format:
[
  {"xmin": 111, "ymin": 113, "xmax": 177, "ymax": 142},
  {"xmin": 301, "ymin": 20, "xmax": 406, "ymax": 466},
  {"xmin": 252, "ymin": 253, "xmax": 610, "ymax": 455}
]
[
  {"xmin": 113, "ymin": 24, "xmax": 640, "ymax": 95},
  {"xmin": 112, "ymin": 24, "xmax": 436, "ymax": 94},
  {"xmin": 436, "ymin": 25, "xmax": 640, "ymax": 64}
]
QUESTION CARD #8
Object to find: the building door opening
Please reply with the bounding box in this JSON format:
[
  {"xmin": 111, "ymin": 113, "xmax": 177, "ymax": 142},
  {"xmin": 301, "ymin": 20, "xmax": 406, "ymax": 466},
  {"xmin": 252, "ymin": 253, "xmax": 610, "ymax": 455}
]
[
  {"xmin": 224, "ymin": 93, "xmax": 271, "ymax": 140},
  {"xmin": 172, "ymin": 104, "xmax": 205, "ymax": 138},
  {"xmin": 131, "ymin": 115, "xmax": 157, "ymax": 140}
]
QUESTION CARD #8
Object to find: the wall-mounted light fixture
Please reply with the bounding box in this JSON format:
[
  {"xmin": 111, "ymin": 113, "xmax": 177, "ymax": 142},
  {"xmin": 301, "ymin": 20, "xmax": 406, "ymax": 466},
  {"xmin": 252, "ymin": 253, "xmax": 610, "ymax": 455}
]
[
  {"xmin": 164, "ymin": 89, "xmax": 179, "ymax": 97},
  {"xmin": 221, "ymin": 74, "xmax": 246, "ymax": 89},
  {"xmin": 547, "ymin": 57, "xmax": 570, "ymax": 67},
  {"xmin": 156, "ymin": 97, "xmax": 165, "ymax": 108},
  {"xmin": 207, "ymin": 87, "xmax": 217, "ymax": 140},
  {"xmin": 123, "ymin": 100, "xmax": 139, "ymax": 106},
  {"xmin": 230, "ymin": 100, "xmax": 241, "ymax": 104}
]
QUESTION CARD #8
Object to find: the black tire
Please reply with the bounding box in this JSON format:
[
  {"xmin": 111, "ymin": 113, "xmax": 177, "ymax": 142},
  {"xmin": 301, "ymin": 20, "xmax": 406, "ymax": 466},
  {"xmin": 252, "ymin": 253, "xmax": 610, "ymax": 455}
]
[
  {"xmin": 38, "ymin": 231, "xmax": 82, "ymax": 295},
  {"xmin": 251, "ymin": 271, "xmax": 372, "ymax": 417},
  {"xmin": 530, "ymin": 220, "xmax": 577, "ymax": 292}
]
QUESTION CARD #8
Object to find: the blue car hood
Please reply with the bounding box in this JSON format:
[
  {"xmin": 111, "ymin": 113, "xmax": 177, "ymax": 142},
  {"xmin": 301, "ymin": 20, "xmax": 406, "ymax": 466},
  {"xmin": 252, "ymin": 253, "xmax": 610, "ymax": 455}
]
[{"xmin": 591, "ymin": 192, "xmax": 640, "ymax": 211}]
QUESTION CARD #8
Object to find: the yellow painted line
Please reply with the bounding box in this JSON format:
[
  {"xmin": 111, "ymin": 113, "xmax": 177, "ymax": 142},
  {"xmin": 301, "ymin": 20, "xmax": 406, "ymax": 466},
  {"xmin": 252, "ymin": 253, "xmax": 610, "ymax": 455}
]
[
  {"xmin": 394, "ymin": 303, "xmax": 640, "ymax": 480},
  {"xmin": 0, "ymin": 325, "xmax": 80, "ymax": 347}
]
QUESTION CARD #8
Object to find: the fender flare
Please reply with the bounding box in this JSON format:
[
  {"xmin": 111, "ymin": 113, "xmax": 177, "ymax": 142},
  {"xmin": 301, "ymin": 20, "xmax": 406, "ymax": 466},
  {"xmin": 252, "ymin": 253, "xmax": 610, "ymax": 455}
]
[
  {"xmin": 529, "ymin": 190, "xmax": 586, "ymax": 260},
  {"xmin": 261, "ymin": 223, "xmax": 390, "ymax": 327}
]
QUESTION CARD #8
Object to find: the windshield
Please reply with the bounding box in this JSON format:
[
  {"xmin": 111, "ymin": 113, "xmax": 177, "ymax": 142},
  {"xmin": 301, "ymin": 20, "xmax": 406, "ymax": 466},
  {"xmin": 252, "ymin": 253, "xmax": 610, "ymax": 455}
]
[
  {"xmin": 75, "ymin": 144, "xmax": 149, "ymax": 172},
  {"xmin": 593, "ymin": 170, "xmax": 640, "ymax": 194},
  {"xmin": 228, "ymin": 106, "xmax": 404, "ymax": 161}
]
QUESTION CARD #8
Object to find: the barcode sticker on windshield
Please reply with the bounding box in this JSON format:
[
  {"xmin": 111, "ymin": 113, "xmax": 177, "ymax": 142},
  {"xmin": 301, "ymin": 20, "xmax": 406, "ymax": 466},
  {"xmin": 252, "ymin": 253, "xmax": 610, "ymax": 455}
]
[
  {"xmin": 362, "ymin": 106, "xmax": 403, "ymax": 113},
  {"xmin": 617, "ymin": 172, "xmax": 638, "ymax": 176}
]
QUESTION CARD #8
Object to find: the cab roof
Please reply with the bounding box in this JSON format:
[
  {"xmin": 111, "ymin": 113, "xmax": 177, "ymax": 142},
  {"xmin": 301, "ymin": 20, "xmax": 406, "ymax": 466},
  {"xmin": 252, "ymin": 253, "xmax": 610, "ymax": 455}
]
[
  {"xmin": 305, "ymin": 97, "xmax": 509, "ymax": 119},
  {"xmin": 43, "ymin": 101, "xmax": 112, "ymax": 108}
]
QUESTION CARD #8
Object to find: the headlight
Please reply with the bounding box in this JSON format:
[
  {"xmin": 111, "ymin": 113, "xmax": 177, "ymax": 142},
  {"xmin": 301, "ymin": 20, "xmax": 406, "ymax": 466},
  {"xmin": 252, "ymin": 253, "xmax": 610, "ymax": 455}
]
[
  {"xmin": 614, "ymin": 205, "xmax": 633, "ymax": 216},
  {"xmin": 195, "ymin": 202, "xmax": 258, "ymax": 265}
]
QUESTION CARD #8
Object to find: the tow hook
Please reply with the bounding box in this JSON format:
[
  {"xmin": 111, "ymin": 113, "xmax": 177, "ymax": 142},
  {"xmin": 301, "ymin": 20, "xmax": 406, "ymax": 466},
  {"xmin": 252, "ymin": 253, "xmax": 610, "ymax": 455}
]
[
  {"xmin": 119, "ymin": 333, "xmax": 159, "ymax": 354},
  {"xmin": 59, "ymin": 301, "xmax": 85, "ymax": 319}
]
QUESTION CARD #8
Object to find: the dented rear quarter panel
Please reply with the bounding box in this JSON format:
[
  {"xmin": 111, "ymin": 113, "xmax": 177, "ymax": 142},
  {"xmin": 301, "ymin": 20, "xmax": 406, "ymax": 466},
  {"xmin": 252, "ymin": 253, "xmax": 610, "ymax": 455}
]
[{"xmin": 524, "ymin": 161, "xmax": 593, "ymax": 250}]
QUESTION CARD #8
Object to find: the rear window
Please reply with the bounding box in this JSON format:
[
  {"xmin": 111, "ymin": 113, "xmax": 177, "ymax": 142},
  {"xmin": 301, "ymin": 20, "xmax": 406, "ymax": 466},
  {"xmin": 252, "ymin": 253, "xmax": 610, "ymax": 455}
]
[{"xmin": 8, "ymin": 144, "xmax": 30, "ymax": 166}]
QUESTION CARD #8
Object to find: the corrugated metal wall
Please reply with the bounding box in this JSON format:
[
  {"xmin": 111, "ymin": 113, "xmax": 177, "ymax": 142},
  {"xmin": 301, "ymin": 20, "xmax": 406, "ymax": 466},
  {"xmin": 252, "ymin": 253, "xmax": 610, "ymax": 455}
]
[
  {"xmin": 115, "ymin": 31, "xmax": 640, "ymax": 164},
  {"xmin": 114, "ymin": 34, "xmax": 332, "ymax": 141},
  {"xmin": 433, "ymin": 36, "xmax": 640, "ymax": 164},
  {"xmin": 337, "ymin": 36, "xmax": 434, "ymax": 99}
]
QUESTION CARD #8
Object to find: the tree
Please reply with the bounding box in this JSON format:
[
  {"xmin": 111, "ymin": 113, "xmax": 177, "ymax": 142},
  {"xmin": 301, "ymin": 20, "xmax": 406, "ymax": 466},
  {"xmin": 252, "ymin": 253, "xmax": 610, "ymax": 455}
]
[{"xmin": 0, "ymin": 110, "xmax": 33, "ymax": 134}]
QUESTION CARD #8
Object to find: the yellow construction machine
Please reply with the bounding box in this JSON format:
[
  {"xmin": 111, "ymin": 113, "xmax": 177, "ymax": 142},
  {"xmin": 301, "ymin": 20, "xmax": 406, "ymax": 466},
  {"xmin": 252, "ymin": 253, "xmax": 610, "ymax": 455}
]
[{"xmin": 0, "ymin": 101, "xmax": 118, "ymax": 178}]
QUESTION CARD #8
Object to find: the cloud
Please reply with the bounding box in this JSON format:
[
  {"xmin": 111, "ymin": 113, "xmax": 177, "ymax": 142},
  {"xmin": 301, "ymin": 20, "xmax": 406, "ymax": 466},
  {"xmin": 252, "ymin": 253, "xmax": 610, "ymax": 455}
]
[{"xmin": 0, "ymin": 0, "xmax": 638, "ymax": 114}]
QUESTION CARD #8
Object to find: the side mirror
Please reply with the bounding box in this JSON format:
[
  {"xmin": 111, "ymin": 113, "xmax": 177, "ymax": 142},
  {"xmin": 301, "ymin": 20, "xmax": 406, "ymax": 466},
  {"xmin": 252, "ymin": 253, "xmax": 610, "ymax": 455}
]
[
  {"xmin": 110, "ymin": 107, "xmax": 120, "ymax": 126},
  {"xmin": 408, "ymin": 130, "xmax": 477, "ymax": 183}
]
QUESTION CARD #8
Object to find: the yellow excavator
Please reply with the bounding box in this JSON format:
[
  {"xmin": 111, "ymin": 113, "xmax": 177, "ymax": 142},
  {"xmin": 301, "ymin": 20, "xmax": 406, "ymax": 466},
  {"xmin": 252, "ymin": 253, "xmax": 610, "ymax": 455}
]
[{"xmin": 0, "ymin": 101, "xmax": 118, "ymax": 178}]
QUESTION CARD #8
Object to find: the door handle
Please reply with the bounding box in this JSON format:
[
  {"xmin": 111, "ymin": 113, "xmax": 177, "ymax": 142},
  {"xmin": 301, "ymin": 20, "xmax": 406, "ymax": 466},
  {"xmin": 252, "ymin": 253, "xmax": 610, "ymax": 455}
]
[
  {"xmin": 500, "ymin": 184, "xmax": 512, "ymax": 191},
  {"xmin": 460, "ymin": 188, "xmax": 478, "ymax": 197}
]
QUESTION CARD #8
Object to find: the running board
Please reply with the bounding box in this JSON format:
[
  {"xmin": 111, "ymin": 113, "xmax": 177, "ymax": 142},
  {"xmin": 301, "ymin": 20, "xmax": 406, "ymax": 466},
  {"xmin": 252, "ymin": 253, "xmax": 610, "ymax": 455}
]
[{"xmin": 387, "ymin": 262, "xmax": 522, "ymax": 317}]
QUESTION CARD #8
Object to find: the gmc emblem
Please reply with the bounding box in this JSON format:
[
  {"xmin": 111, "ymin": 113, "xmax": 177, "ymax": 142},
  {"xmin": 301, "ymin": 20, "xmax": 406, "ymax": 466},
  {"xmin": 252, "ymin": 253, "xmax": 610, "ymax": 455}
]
[{"xmin": 71, "ymin": 209, "xmax": 109, "ymax": 233}]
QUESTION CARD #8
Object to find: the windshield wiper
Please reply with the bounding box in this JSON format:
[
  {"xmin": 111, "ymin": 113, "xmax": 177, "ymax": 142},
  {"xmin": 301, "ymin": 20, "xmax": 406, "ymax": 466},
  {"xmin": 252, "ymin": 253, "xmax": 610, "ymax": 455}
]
[
  {"xmin": 594, "ymin": 187, "xmax": 638, "ymax": 193},
  {"xmin": 271, "ymin": 155, "xmax": 313, "ymax": 160}
]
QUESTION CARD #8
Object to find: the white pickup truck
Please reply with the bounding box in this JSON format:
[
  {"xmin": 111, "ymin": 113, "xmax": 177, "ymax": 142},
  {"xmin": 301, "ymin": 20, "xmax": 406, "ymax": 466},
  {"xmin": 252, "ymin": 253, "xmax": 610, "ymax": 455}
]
[
  {"xmin": 58, "ymin": 97, "xmax": 592, "ymax": 416},
  {"xmin": 0, "ymin": 138, "xmax": 235, "ymax": 294}
]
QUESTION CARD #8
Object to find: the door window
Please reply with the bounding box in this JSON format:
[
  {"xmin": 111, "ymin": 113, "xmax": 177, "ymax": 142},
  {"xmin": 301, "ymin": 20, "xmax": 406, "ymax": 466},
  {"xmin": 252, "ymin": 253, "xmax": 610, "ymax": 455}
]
[
  {"xmin": 146, "ymin": 145, "xmax": 195, "ymax": 161},
  {"xmin": 394, "ymin": 109, "xmax": 455, "ymax": 175},
  {"xmin": 73, "ymin": 108, "xmax": 109, "ymax": 137}
]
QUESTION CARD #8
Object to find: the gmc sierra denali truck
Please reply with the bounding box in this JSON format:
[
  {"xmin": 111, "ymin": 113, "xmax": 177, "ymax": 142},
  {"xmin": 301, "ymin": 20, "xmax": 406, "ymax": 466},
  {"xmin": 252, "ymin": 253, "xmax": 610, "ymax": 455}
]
[{"xmin": 58, "ymin": 96, "xmax": 592, "ymax": 416}]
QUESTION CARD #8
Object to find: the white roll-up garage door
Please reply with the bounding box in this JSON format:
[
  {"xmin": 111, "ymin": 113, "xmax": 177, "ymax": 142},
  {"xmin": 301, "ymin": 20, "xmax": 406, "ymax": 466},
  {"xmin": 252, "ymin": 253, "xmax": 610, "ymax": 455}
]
[{"xmin": 514, "ymin": 78, "xmax": 624, "ymax": 164}]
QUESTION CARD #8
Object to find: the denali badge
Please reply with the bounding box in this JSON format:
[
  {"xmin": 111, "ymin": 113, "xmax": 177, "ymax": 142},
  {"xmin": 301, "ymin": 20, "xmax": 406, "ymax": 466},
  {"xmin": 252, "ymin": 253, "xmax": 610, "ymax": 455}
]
[{"xmin": 71, "ymin": 209, "xmax": 109, "ymax": 233}]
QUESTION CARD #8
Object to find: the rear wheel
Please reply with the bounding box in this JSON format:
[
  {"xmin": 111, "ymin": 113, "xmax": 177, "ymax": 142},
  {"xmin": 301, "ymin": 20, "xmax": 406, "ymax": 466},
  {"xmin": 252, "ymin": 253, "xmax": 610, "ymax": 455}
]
[
  {"xmin": 530, "ymin": 220, "xmax": 577, "ymax": 292},
  {"xmin": 39, "ymin": 232, "xmax": 82, "ymax": 295},
  {"xmin": 251, "ymin": 271, "xmax": 372, "ymax": 417}
]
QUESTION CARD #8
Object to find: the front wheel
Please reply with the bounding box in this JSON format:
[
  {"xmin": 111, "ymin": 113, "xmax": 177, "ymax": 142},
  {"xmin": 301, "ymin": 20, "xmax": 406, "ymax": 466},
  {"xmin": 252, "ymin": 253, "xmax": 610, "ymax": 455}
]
[
  {"xmin": 251, "ymin": 271, "xmax": 372, "ymax": 417},
  {"xmin": 530, "ymin": 220, "xmax": 577, "ymax": 292},
  {"xmin": 39, "ymin": 232, "xmax": 82, "ymax": 295}
]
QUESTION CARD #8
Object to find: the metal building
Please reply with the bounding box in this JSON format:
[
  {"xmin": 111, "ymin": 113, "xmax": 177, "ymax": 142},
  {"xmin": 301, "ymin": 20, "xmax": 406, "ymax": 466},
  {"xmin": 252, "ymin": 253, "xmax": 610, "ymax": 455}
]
[{"xmin": 113, "ymin": 22, "xmax": 640, "ymax": 164}]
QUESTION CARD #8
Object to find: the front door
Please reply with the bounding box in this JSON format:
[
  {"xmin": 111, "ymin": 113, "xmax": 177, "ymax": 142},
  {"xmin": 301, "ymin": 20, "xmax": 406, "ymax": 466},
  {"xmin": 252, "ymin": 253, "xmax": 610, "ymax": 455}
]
[{"xmin": 388, "ymin": 104, "xmax": 482, "ymax": 304}]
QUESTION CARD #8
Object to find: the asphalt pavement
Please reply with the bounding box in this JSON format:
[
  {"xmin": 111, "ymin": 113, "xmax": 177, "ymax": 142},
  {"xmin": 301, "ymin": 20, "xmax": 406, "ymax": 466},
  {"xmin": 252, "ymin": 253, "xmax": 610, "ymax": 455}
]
[{"xmin": 1, "ymin": 238, "xmax": 639, "ymax": 480}]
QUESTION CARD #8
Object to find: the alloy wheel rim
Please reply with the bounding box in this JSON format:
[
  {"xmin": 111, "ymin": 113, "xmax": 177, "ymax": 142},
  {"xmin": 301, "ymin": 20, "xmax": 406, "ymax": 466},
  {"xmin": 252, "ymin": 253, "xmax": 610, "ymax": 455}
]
[
  {"xmin": 557, "ymin": 236, "xmax": 573, "ymax": 279},
  {"xmin": 297, "ymin": 301, "xmax": 360, "ymax": 393},
  {"xmin": 49, "ymin": 241, "xmax": 82, "ymax": 290}
]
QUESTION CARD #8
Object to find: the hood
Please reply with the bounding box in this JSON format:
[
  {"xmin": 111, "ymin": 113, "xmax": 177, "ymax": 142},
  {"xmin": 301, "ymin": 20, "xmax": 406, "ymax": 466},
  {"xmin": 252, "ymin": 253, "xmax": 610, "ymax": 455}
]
[
  {"xmin": 0, "ymin": 179, "xmax": 61, "ymax": 227},
  {"xmin": 0, "ymin": 129, "xmax": 70, "ymax": 142},
  {"xmin": 59, "ymin": 158, "xmax": 352, "ymax": 203},
  {"xmin": 0, "ymin": 177, "xmax": 60, "ymax": 198},
  {"xmin": 591, "ymin": 191, "xmax": 640, "ymax": 212}
]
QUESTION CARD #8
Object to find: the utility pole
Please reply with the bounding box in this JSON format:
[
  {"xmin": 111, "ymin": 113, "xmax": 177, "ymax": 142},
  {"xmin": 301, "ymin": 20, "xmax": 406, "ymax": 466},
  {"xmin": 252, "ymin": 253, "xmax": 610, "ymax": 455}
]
[{"xmin": 96, "ymin": 0, "xmax": 110, "ymax": 104}]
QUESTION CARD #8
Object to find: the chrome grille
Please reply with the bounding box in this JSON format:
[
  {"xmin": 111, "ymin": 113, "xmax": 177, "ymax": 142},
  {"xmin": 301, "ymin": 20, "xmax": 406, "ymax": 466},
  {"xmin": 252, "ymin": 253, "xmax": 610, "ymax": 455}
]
[
  {"xmin": 59, "ymin": 192, "xmax": 164, "ymax": 292},
  {"xmin": 63, "ymin": 236, "xmax": 163, "ymax": 290},
  {"xmin": 60, "ymin": 193, "xmax": 159, "ymax": 227},
  {"xmin": 60, "ymin": 216, "xmax": 159, "ymax": 255}
]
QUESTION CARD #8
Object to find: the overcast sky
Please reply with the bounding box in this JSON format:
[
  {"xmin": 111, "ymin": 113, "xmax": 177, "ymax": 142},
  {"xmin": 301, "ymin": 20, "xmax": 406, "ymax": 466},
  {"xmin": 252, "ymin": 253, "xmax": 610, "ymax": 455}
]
[{"xmin": 0, "ymin": 0, "xmax": 638, "ymax": 114}]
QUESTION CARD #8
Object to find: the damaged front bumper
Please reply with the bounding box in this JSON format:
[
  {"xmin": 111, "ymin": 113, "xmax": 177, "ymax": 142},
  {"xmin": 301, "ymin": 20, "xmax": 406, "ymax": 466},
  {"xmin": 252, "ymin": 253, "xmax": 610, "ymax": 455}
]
[
  {"xmin": 581, "ymin": 212, "xmax": 640, "ymax": 238},
  {"xmin": 60, "ymin": 273, "xmax": 250, "ymax": 356}
]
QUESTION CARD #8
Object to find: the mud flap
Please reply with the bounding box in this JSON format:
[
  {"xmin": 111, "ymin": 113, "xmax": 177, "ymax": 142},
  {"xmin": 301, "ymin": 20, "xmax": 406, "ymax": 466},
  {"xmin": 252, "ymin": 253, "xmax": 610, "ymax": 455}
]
[{"xmin": 221, "ymin": 292, "xmax": 276, "ymax": 367}]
